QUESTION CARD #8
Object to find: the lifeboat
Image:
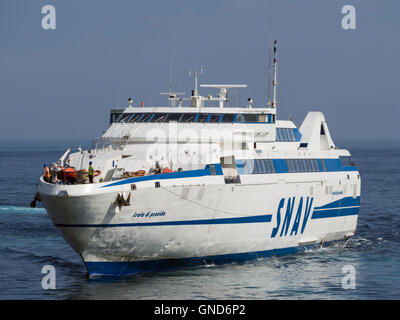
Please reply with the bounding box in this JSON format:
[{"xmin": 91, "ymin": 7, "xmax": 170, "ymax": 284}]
[{"xmin": 57, "ymin": 167, "xmax": 77, "ymax": 183}]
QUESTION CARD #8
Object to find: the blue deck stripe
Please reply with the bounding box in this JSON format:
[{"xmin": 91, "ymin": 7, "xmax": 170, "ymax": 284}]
[
  {"xmin": 54, "ymin": 214, "xmax": 272, "ymax": 228},
  {"xmin": 102, "ymin": 164, "xmax": 223, "ymax": 188},
  {"xmin": 311, "ymin": 206, "xmax": 359, "ymax": 219},
  {"xmin": 102, "ymin": 159, "xmax": 358, "ymax": 188},
  {"xmin": 314, "ymin": 196, "xmax": 360, "ymax": 210}
]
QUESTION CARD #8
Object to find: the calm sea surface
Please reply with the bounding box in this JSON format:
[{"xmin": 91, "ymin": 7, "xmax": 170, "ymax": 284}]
[{"xmin": 0, "ymin": 140, "xmax": 399, "ymax": 299}]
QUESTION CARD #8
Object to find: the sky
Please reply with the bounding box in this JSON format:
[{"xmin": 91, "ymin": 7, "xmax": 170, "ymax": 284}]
[{"xmin": 0, "ymin": 0, "xmax": 399, "ymax": 141}]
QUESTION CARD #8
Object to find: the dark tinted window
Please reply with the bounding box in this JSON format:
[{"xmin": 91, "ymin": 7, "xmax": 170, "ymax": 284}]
[
  {"xmin": 245, "ymin": 114, "xmax": 258, "ymax": 122},
  {"xmin": 221, "ymin": 114, "xmax": 235, "ymax": 123},
  {"xmin": 209, "ymin": 114, "xmax": 221, "ymax": 123},
  {"xmin": 339, "ymin": 156, "xmax": 352, "ymax": 166},
  {"xmin": 180, "ymin": 113, "xmax": 197, "ymax": 122},
  {"xmin": 150, "ymin": 113, "xmax": 168, "ymax": 123},
  {"xmin": 110, "ymin": 113, "xmax": 123, "ymax": 123},
  {"xmin": 128, "ymin": 114, "xmax": 142, "ymax": 123},
  {"xmin": 138, "ymin": 113, "xmax": 153, "ymax": 122},
  {"xmin": 197, "ymin": 114, "xmax": 209, "ymax": 123},
  {"xmin": 168, "ymin": 113, "xmax": 182, "ymax": 122}
]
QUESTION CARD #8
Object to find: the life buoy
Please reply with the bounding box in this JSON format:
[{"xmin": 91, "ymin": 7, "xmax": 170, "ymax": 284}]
[{"xmin": 94, "ymin": 170, "xmax": 101, "ymax": 177}]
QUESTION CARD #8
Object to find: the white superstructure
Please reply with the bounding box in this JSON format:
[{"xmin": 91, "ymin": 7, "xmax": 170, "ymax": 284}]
[{"xmin": 37, "ymin": 52, "xmax": 361, "ymax": 277}]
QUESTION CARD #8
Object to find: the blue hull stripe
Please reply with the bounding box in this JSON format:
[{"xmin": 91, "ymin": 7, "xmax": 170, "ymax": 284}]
[
  {"xmin": 101, "ymin": 161, "xmax": 359, "ymax": 188},
  {"xmin": 311, "ymin": 206, "xmax": 359, "ymax": 219},
  {"xmin": 85, "ymin": 246, "xmax": 301, "ymax": 276},
  {"xmin": 54, "ymin": 214, "xmax": 272, "ymax": 228},
  {"xmin": 102, "ymin": 164, "xmax": 223, "ymax": 188},
  {"xmin": 314, "ymin": 196, "xmax": 360, "ymax": 210}
]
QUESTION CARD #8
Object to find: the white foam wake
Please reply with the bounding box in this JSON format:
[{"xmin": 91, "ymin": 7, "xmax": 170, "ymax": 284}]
[{"xmin": 0, "ymin": 205, "xmax": 46, "ymax": 214}]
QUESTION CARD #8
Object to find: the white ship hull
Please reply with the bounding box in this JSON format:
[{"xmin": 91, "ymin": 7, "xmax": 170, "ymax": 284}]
[
  {"xmin": 38, "ymin": 167, "xmax": 360, "ymax": 276},
  {"xmin": 36, "ymin": 54, "xmax": 362, "ymax": 277}
]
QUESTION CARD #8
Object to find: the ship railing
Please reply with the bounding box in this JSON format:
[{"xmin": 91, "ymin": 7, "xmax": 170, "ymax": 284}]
[{"xmin": 92, "ymin": 136, "xmax": 131, "ymax": 153}]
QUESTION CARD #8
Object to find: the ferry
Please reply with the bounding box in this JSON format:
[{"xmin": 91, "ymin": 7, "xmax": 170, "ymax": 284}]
[{"xmin": 36, "ymin": 42, "xmax": 361, "ymax": 277}]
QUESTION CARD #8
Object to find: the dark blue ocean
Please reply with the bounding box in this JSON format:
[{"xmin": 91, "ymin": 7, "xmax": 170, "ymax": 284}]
[{"xmin": 0, "ymin": 140, "xmax": 399, "ymax": 300}]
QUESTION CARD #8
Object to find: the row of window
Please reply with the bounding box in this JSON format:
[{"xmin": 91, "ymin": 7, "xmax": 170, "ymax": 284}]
[
  {"xmin": 276, "ymin": 128, "xmax": 298, "ymax": 142},
  {"xmin": 238, "ymin": 158, "xmax": 331, "ymax": 175},
  {"xmin": 110, "ymin": 112, "xmax": 275, "ymax": 124},
  {"xmin": 238, "ymin": 159, "xmax": 276, "ymax": 174},
  {"xmin": 286, "ymin": 159, "xmax": 323, "ymax": 173},
  {"xmin": 339, "ymin": 156, "xmax": 353, "ymax": 167}
]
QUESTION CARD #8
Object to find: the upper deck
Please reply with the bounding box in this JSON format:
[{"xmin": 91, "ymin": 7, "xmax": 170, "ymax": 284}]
[{"xmin": 109, "ymin": 106, "xmax": 277, "ymax": 125}]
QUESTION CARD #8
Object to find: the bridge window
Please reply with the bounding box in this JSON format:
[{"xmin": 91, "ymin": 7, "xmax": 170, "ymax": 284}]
[
  {"xmin": 167, "ymin": 113, "xmax": 182, "ymax": 122},
  {"xmin": 197, "ymin": 113, "xmax": 209, "ymax": 123},
  {"xmin": 258, "ymin": 115, "xmax": 267, "ymax": 122},
  {"xmin": 114, "ymin": 114, "xmax": 125, "ymax": 122},
  {"xmin": 208, "ymin": 114, "xmax": 221, "ymax": 123},
  {"xmin": 119, "ymin": 114, "xmax": 131, "ymax": 122},
  {"xmin": 245, "ymin": 114, "xmax": 258, "ymax": 122},
  {"xmin": 235, "ymin": 114, "xmax": 269, "ymax": 123},
  {"xmin": 111, "ymin": 112, "xmax": 275, "ymax": 124},
  {"xmin": 127, "ymin": 114, "xmax": 142, "ymax": 123},
  {"xmin": 150, "ymin": 113, "xmax": 168, "ymax": 123},
  {"xmin": 221, "ymin": 114, "xmax": 235, "ymax": 123},
  {"xmin": 180, "ymin": 113, "xmax": 197, "ymax": 122},
  {"xmin": 138, "ymin": 113, "xmax": 153, "ymax": 122}
]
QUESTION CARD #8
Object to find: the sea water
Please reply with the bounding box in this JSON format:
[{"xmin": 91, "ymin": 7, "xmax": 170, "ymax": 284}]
[{"xmin": 0, "ymin": 140, "xmax": 399, "ymax": 299}]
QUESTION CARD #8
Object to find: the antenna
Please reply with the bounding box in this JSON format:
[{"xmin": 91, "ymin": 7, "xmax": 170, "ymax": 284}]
[
  {"xmin": 267, "ymin": 0, "xmax": 273, "ymax": 107},
  {"xmin": 267, "ymin": 33, "xmax": 272, "ymax": 107},
  {"xmin": 272, "ymin": 40, "xmax": 277, "ymax": 108},
  {"xmin": 200, "ymin": 84, "xmax": 247, "ymax": 108},
  {"xmin": 160, "ymin": 58, "xmax": 185, "ymax": 107},
  {"xmin": 189, "ymin": 65, "xmax": 204, "ymax": 97},
  {"xmin": 169, "ymin": 56, "xmax": 173, "ymax": 95}
]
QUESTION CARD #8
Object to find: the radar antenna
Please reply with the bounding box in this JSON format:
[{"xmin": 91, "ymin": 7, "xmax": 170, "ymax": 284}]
[{"xmin": 160, "ymin": 57, "xmax": 185, "ymax": 107}]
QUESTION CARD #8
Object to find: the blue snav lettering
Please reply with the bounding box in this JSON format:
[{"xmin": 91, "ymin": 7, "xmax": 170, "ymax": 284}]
[
  {"xmin": 270, "ymin": 196, "xmax": 314, "ymax": 238},
  {"xmin": 271, "ymin": 198, "xmax": 284, "ymax": 238},
  {"xmin": 301, "ymin": 197, "xmax": 313, "ymax": 234},
  {"xmin": 290, "ymin": 197, "xmax": 303, "ymax": 236},
  {"xmin": 280, "ymin": 197, "xmax": 295, "ymax": 237}
]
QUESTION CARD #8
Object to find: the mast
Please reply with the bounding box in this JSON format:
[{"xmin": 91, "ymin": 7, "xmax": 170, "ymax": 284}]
[
  {"xmin": 160, "ymin": 58, "xmax": 185, "ymax": 107},
  {"xmin": 267, "ymin": 0, "xmax": 273, "ymax": 107},
  {"xmin": 189, "ymin": 65, "xmax": 204, "ymax": 97},
  {"xmin": 267, "ymin": 33, "xmax": 272, "ymax": 107},
  {"xmin": 272, "ymin": 40, "xmax": 277, "ymax": 108}
]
